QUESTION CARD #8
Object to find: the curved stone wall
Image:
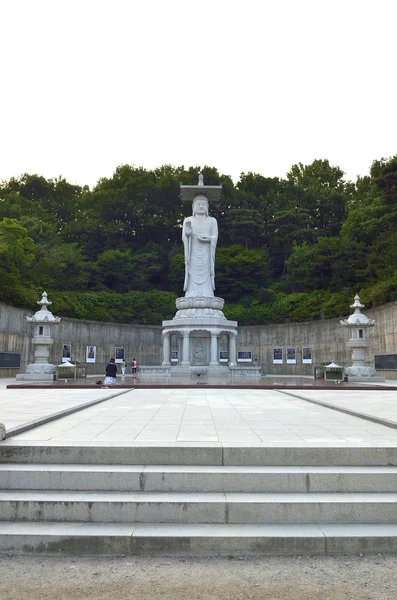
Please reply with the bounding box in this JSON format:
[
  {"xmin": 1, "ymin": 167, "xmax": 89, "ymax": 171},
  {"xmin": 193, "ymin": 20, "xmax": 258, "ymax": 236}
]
[{"xmin": 1, "ymin": 300, "xmax": 396, "ymax": 378}]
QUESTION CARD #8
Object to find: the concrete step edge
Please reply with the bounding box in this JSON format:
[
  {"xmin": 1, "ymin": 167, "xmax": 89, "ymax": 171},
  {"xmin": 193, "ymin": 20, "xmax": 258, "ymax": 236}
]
[
  {"xmin": 2, "ymin": 445, "xmax": 397, "ymax": 466},
  {"xmin": 1, "ymin": 490, "xmax": 397, "ymax": 501},
  {"xmin": 2, "ymin": 464, "xmax": 397, "ymax": 473},
  {"xmin": 4, "ymin": 468, "xmax": 397, "ymax": 493},
  {"xmin": 2, "ymin": 521, "xmax": 397, "ymax": 536},
  {"xmin": 2, "ymin": 522, "xmax": 397, "ymax": 555}
]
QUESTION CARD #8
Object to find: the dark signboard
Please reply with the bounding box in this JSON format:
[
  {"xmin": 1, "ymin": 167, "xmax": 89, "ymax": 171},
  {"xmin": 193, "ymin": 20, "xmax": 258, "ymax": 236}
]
[
  {"xmin": 374, "ymin": 354, "xmax": 397, "ymax": 370},
  {"xmin": 0, "ymin": 352, "xmax": 21, "ymax": 368},
  {"xmin": 273, "ymin": 348, "xmax": 283, "ymax": 364},
  {"xmin": 237, "ymin": 351, "xmax": 252, "ymax": 362}
]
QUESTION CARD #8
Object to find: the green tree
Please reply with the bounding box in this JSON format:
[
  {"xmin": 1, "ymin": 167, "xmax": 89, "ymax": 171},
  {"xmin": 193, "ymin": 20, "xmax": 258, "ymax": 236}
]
[
  {"xmin": 0, "ymin": 218, "xmax": 38, "ymax": 296},
  {"xmin": 286, "ymin": 159, "xmax": 353, "ymax": 236},
  {"xmin": 168, "ymin": 250, "xmax": 185, "ymax": 295},
  {"xmin": 341, "ymin": 155, "xmax": 397, "ymax": 282},
  {"xmin": 95, "ymin": 249, "xmax": 141, "ymax": 293},
  {"xmin": 216, "ymin": 245, "xmax": 270, "ymax": 302},
  {"xmin": 268, "ymin": 208, "xmax": 317, "ymax": 278},
  {"xmin": 224, "ymin": 197, "xmax": 263, "ymax": 248},
  {"xmin": 32, "ymin": 243, "xmax": 90, "ymax": 291},
  {"xmin": 237, "ymin": 172, "xmax": 285, "ymax": 238},
  {"xmin": 371, "ymin": 155, "xmax": 397, "ymax": 205},
  {"xmin": 0, "ymin": 174, "xmax": 84, "ymax": 232},
  {"xmin": 284, "ymin": 238, "xmax": 344, "ymax": 292}
]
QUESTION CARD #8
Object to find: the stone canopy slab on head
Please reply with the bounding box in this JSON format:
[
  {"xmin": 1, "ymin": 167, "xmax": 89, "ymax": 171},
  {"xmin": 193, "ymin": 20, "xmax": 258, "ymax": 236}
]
[{"xmin": 179, "ymin": 173, "xmax": 222, "ymax": 204}]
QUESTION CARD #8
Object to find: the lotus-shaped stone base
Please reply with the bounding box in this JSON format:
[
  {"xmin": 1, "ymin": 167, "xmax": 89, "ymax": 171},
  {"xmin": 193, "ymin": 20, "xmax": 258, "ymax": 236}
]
[
  {"xmin": 345, "ymin": 366, "xmax": 375, "ymax": 378},
  {"xmin": 174, "ymin": 296, "xmax": 226, "ymax": 319},
  {"xmin": 176, "ymin": 296, "xmax": 225, "ymax": 310}
]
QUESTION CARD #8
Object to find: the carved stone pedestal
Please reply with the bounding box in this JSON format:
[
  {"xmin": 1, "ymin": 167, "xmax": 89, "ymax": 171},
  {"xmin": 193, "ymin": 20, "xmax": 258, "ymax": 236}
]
[
  {"xmin": 16, "ymin": 363, "xmax": 57, "ymax": 381},
  {"xmin": 162, "ymin": 296, "xmax": 238, "ymax": 377}
]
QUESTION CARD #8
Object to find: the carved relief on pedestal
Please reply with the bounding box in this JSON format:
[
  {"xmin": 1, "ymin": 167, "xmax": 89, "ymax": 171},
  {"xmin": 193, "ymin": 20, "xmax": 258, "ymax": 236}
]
[{"xmin": 192, "ymin": 338, "xmax": 209, "ymax": 365}]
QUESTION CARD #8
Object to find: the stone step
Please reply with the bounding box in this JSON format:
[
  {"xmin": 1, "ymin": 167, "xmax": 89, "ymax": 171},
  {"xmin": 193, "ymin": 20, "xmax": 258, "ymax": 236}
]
[
  {"xmin": 1, "ymin": 521, "xmax": 397, "ymax": 555},
  {"xmin": 1, "ymin": 490, "xmax": 397, "ymax": 524},
  {"xmin": 2, "ymin": 444, "xmax": 397, "ymax": 466},
  {"xmin": 2, "ymin": 464, "xmax": 397, "ymax": 492}
]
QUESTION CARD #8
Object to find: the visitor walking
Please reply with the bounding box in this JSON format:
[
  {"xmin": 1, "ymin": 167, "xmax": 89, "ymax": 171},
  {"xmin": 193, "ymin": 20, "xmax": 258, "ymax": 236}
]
[
  {"xmin": 131, "ymin": 358, "xmax": 137, "ymax": 376},
  {"xmin": 104, "ymin": 358, "xmax": 117, "ymax": 385}
]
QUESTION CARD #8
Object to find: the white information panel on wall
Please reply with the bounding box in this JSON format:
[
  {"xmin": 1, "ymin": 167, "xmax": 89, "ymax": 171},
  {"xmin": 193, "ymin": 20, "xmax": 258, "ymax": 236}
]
[
  {"xmin": 273, "ymin": 348, "xmax": 283, "ymax": 364},
  {"xmin": 171, "ymin": 351, "xmax": 179, "ymax": 363},
  {"xmin": 302, "ymin": 347, "xmax": 312, "ymax": 364},
  {"xmin": 286, "ymin": 347, "xmax": 296, "ymax": 364},
  {"xmin": 219, "ymin": 351, "xmax": 228, "ymax": 363},
  {"xmin": 62, "ymin": 344, "xmax": 71, "ymax": 363},
  {"xmin": 115, "ymin": 347, "xmax": 125, "ymax": 364},
  {"xmin": 86, "ymin": 345, "xmax": 96, "ymax": 363},
  {"xmin": 237, "ymin": 351, "xmax": 252, "ymax": 362}
]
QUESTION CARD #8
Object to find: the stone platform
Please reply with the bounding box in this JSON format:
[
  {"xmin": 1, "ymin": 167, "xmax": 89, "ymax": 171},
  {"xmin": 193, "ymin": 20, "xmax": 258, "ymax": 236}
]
[{"xmin": 2, "ymin": 379, "xmax": 397, "ymax": 556}]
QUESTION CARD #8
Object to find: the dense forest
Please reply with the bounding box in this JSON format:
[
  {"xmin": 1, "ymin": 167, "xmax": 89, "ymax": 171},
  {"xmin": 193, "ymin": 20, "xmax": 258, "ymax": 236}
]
[{"xmin": 1, "ymin": 156, "xmax": 397, "ymax": 325}]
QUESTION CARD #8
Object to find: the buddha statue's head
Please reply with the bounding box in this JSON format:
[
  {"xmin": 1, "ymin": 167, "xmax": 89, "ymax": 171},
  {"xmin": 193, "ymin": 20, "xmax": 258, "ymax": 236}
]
[{"xmin": 192, "ymin": 194, "xmax": 209, "ymax": 216}]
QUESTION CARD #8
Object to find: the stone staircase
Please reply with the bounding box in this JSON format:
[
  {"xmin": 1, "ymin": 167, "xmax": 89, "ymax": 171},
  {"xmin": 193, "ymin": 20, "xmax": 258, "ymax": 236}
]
[{"xmin": 1, "ymin": 444, "xmax": 397, "ymax": 555}]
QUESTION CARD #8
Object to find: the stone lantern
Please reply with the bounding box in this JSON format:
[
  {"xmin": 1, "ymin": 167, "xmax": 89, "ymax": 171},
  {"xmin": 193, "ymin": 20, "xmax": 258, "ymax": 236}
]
[
  {"xmin": 340, "ymin": 295, "xmax": 382, "ymax": 381},
  {"xmin": 16, "ymin": 291, "xmax": 61, "ymax": 381}
]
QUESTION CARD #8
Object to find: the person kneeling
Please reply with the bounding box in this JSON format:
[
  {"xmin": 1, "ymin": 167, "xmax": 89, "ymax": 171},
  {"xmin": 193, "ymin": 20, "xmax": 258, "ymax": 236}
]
[{"xmin": 104, "ymin": 358, "xmax": 117, "ymax": 385}]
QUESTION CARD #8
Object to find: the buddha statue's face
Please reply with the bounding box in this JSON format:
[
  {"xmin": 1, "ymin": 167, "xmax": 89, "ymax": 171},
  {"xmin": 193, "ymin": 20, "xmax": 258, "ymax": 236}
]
[{"xmin": 193, "ymin": 195, "xmax": 208, "ymax": 216}]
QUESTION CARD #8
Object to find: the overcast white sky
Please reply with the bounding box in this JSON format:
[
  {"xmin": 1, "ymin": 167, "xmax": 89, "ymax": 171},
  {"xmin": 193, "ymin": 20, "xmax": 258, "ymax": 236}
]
[{"xmin": 1, "ymin": 0, "xmax": 396, "ymax": 188}]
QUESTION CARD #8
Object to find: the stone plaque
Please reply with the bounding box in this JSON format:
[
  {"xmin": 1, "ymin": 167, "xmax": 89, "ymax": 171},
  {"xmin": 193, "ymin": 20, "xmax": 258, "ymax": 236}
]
[
  {"xmin": 0, "ymin": 352, "xmax": 21, "ymax": 368},
  {"xmin": 374, "ymin": 354, "xmax": 397, "ymax": 370}
]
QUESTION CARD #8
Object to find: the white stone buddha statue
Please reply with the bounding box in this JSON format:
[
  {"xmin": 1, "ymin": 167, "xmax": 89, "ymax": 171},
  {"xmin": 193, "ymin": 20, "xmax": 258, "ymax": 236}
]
[{"xmin": 182, "ymin": 194, "xmax": 218, "ymax": 298}]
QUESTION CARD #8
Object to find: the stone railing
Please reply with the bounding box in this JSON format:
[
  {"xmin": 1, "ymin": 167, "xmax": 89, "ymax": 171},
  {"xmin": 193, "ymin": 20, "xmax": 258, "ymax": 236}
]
[
  {"xmin": 229, "ymin": 366, "xmax": 262, "ymax": 378},
  {"xmin": 138, "ymin": 366, "xmax": 170, "ymax": 377}
]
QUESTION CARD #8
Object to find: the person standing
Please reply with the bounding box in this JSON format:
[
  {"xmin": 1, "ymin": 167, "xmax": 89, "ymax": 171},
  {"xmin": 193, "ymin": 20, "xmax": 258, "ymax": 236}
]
[
  {"xmin": 121, "ymin": 360, "xmax": 126, "ymax": 377},
  {"xmin": 131, "ymin": 358, "xmax": 137, "ymax": 376},
  {"xmin": 104, "ymin": 358, "xmax": 117, "ymax": 385}
]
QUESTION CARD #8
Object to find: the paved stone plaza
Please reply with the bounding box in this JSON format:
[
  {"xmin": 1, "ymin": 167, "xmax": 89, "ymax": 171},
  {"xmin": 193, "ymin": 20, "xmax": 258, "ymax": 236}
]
[{"xmin": 1, "ymin": 378, "xmax": 397, "ymax": 444}]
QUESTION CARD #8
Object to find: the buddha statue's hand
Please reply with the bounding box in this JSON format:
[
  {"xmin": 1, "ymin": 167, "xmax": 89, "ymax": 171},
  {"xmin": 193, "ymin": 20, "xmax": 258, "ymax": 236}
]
[
  {"xmin": 185, "ymin": 221, "xmax": 192, "ymax": 236},
  {"xmin": 198, "ymin": 236, "xmax": 210, "ymax": 242}
]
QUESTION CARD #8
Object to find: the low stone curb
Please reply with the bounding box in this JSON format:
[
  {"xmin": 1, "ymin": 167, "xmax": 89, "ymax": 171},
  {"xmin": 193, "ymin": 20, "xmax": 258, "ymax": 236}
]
[
  {"xmin": 2, "ymin": 388, "xmax": 133, "ymax": 441},
  {"xmin": 279, "ymin": 389, "xmax": 397, "ymax": 432}
]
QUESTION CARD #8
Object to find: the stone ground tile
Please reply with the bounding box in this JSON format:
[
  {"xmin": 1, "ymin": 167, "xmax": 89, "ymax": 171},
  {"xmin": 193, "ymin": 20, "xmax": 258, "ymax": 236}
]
[
  {"xmin": 176, "ymin": 436, "xmax": 220, "ymax": 442},
  {"xmin": 258, "ymin": 435, "xmax": 306, "ymax": 443},
  {"xmin": 93, "ymin": 432, "xmax": 145, "ymax": 441},
  {"xmin": 177, "ymin": 432, "xmax": 218, "ymax": 439},
  {"xmin": 216, "ymin": 435, "xmax": 262, "ymax": 443},
  {"xmin": 131, "ymin": 436, "xmax": 180, "ymax": 442}
]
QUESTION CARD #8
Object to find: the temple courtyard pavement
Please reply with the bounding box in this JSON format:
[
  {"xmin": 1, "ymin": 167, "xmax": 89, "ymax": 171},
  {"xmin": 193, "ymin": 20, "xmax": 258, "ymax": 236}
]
[
  {"xmin": 2, "ymin": 376, "xmax": 397, "ymax": 562},
  {"xmin": 1, "ymin": 376, "xmax": 397, "ymax": 444}
]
